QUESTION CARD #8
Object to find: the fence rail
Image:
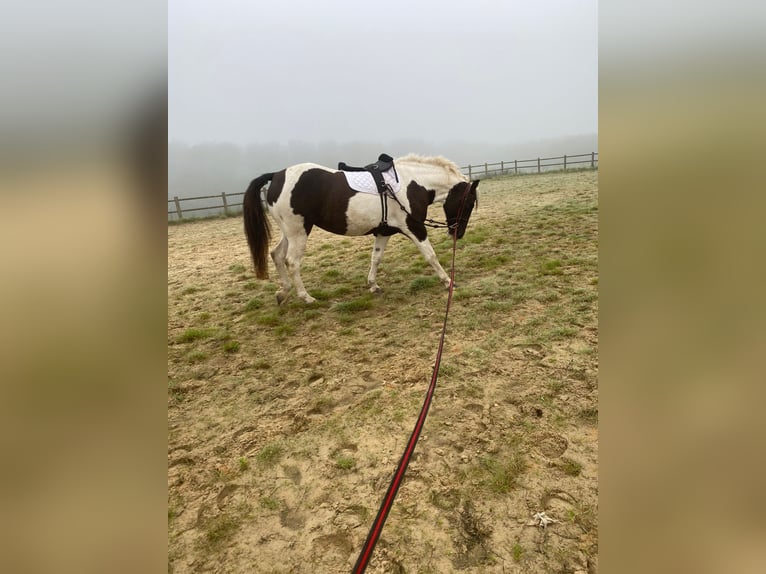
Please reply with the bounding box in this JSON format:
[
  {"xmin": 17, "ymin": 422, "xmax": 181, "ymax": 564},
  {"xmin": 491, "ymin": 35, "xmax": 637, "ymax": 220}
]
[
  {"xmin": 462, "ymin": 151, "xmax": 597, "ymax": 179},
  {"xmin": 168, "ymin": 152, "xmax": 597, "ymax": 221}
]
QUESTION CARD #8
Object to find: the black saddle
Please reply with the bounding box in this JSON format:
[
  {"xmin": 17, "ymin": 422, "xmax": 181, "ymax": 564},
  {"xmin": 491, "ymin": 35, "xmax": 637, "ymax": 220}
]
[
  {"xmin": 337, "ymin": 153, "xmax": 398, "ymax": 230},
  {"xmin": 338, "ymin": 153, "xmax": 397, "ymax": 194}
]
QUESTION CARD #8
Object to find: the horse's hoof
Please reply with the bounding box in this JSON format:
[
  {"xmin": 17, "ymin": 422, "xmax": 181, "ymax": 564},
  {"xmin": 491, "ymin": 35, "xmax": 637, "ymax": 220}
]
[
  {"xmin": 369, "ymin": 285, "xmax": 382, "ymax": 294},
  {"xmin": 276, "ymin": 291, "xmax": 287, "ymax": 305}
]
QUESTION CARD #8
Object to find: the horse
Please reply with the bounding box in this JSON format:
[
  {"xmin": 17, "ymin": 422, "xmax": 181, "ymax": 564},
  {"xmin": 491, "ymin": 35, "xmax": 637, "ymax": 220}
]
[{"xmin": 242, "ymin": 154, "xmax": 479, "ymax": 304}]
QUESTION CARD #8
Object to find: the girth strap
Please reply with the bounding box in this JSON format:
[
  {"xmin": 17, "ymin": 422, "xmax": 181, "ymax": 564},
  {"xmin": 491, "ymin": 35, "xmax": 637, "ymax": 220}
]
[{"xmin": 338, "ymin": 153, "xmax": 398, "ymax": 229}]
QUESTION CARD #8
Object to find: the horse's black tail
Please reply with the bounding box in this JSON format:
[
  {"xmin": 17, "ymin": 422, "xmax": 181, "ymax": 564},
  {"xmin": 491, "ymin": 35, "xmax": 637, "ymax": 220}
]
[{"xmin": 243, "ymin": 173, "xmax": 275, "ymax": 279}]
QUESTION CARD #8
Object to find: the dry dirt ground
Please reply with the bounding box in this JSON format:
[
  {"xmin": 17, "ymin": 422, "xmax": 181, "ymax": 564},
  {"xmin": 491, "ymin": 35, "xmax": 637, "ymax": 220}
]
[{"xmin": 168, "ymin": 170, "xmax": 598, "ymax": 573}]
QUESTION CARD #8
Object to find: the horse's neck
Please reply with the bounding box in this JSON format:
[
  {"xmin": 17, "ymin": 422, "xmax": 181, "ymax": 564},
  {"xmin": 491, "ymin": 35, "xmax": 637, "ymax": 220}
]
[{"xmin": 397, "ymin": 163, "xmax": 463, "ymax": 202}]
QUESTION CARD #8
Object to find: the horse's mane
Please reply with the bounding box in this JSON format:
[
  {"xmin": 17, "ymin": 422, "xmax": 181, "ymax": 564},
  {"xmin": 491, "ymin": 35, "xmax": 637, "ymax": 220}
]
[{"xmin": 396, "ymin": 154, "xmax": 466, "ymax": 180}]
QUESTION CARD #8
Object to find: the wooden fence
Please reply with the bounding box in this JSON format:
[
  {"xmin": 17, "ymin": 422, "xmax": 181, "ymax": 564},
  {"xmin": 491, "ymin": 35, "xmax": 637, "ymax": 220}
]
[
  {"xmin": 168, "ymin": 152, "xmax": 598, "ymax": 221},
  {"xmin": 464, "ymin": 151, "xmax": 598, "ymax": 179}
]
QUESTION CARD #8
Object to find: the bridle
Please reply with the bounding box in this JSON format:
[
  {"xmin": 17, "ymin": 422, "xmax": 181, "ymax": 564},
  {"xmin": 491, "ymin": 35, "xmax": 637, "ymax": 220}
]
[{"xmin": 383, "ymin": 180, "xmax": 473, "ymax": 232}]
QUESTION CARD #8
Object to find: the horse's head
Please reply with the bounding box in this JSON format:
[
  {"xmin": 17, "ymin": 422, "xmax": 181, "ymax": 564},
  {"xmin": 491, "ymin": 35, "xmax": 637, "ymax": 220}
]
[{"xmin": 444, "ymin": 180, "xmax": 479, "ymax": 239}]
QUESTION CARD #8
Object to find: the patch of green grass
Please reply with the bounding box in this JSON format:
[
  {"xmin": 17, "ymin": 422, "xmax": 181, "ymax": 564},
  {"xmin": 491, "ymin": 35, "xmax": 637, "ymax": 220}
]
[
  {"xmin": 540, "ymin": 259, "xmax": 563, "ymax": 276},
  {"xmin": 452, "ymin": 287, "xmax": 480, "ymax": 300},
  {"xmin": 275, "ymin": 324, "xmax": 295, "ymax": 338},
  {"xmin": 478, "ymin": 454, "xmax": 526, "ymax": 494},
  {"xmin": 408, "ymin": 276, "xmax": 440, "ymax": 293},
  {"xmin": 243, "ymin": 281, "xmax": 258, "ymax": 291},
  {"xmin": 238, "ymin": 457, "xmax": 249, "ymax": 472},
  {"xmin": 177, "ymin": 328, "xmax": 213, "ymax": 343},
  {"xmin": 322, "ymin": 269, "xmax": 341, "ymax": 280},
  {"xmin": 256, "ymin": 443, "xmax": 284, "ymax": 468},
  {"xmin": 331, "ymin": 285, "xmax": 353, "ymax": 298},
  {"xmin": 229, "ymin": 264, "xmax": 246, "ymax": 274},
  {"xmin": 223, "ymin": 340, "xmax": 240, "ymax": 353},
  {"xmin": 462, "ymin": 228, "xmax": 490, "ymax": 244},
  {"xmin": 538, "ymin": 290, "xmax": 560, "ymax": 303},
  {"xmin": 197, "ymin": 311, "xmax": 211, "ymax": 322},
  {"xmin": 256, "ymin": 313, "xmax": 280, "ymax": 326},
  {"xmin": 512, "ymin": 543, "xmax": 524, "ymax": 563},
  {"xmin": 478, "ymin": 253, "xmax": 510, "ymax": 270},
  {"xmin": 303, "ymin": 309, "xmax": 321, "ymax": 320},
  {"xmin": 203, "ymin": 514, "xmax": 239, "ymax": 548},
  {"xmin": 311, "ymin": 289, "xmax": 332, "ymax": 301},
  {"xmin": 186, "ymin": 351, "xmax": 208, "ymax": 363},
  {"xmin": 546, "ymin": 325, "xmax": 578, "ymax": 339},
  {"xmin": 244, "ymin": 298, "xmax": 264, "ymax": 312},
  {"xmin": 558, "ymin": 457, "xmax": 583, "ymax": 477},
  {"xmin": 335, "ymin": 455, "xmax": 356, "ymax": 471},
  {"xmin": 333, "ymin": 294, "xmax": 374, "ymax": 314},
  {"xmin": 259, "ymin": 496, "xmax": 280, "ymax": 510}
]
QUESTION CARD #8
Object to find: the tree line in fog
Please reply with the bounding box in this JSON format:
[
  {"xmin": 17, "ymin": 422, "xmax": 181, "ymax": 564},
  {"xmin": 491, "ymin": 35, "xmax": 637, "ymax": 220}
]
[{"xmin": 168, "ymin": 134, "xmax": 597, "ymax": 199}]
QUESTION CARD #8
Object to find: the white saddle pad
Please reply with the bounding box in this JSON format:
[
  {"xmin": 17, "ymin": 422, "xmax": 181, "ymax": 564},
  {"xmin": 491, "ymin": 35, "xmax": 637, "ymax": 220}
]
[{"xmin": 342, "ymin": 169, "xmax": 401, "ymax": 195}]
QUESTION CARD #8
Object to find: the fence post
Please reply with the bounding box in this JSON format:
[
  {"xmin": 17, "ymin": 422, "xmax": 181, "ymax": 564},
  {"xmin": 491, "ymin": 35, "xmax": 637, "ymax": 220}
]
[
  {"xmin": 591, "ymin": 151, "xmax": 595, "ymax": 168},
  {"xmin": 173, "ymin": 196, "xmax": 183, "ymax": 220},
  {"xmin": 564, "ymin": 154, "xmax": 567, "ymax": 171},
  {"xmin": 221, "ymin": 191, "xmax": 229, "ymax": 215},
  {"xmin": 484, "ymin": 162, "xmax": 488, "ymax": 178},
  {"xmin": 500, "ymin": 160, "xmax": 504, "ymax": 174},
  {"xmin": 537, "ymin": 158, "xmax": 541, "ymax": 173},
  {"xmin": 468, "ymin": 164, "xmax": 472, "ymax": 180}
]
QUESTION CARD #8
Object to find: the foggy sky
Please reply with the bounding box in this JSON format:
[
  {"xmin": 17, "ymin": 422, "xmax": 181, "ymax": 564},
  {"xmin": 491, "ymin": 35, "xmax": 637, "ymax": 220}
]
[{"xmin": 169, "ymin": 0, "xmax": 597, "ymax": 147}]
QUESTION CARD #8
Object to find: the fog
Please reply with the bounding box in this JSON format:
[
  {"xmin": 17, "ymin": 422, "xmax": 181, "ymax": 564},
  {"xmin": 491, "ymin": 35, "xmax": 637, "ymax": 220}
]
[{"xmin": 169, "ymin": 0, "xmax": 597, "ymax": 198}]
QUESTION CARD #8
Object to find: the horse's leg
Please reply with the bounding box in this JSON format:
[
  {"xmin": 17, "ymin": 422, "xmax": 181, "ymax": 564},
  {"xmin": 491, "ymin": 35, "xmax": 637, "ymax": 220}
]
[
  {"xmin": 285, "ymin": 232, "xmax": 316, "ymax": 304},
  {"xmin": 270, "ymin": 236, "xmax": 291, "ymax": 304},
  {"xmin": 367, "ymin": 234, "xmax": 391, "ymax": 293},
  {"xmin": 400, "ymin": 231, "xmax": 452, "ymax": 288}
]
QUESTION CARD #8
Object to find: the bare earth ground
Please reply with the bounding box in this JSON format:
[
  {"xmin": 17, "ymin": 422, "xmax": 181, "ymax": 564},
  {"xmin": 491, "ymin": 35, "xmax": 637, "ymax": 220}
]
[{"xmin": 168, "ymin": 170, "xmax": 598, "ymax": 573}]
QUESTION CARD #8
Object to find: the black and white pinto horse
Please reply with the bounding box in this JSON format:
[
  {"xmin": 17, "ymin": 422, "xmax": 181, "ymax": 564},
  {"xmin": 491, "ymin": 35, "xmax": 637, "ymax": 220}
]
[{"xmin": 242, "ymin": 154, "xmax": 479, "ymax": 304}]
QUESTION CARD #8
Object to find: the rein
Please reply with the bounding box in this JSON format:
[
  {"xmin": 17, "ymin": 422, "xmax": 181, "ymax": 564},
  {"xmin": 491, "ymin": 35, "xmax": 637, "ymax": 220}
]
[{"xmin": 351, "ymin": 182, "xmax": 473, "ymax": 574}]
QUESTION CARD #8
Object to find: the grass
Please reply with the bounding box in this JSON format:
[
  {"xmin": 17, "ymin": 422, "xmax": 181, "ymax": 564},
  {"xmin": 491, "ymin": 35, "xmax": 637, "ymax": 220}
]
[
  {"xmin": 332, "ymin": 294, "xmax": 374, "ymax": 314},
  {"xmin": 408, "ymin": 276, "xmax": 440, "ymax": 293},
  {"xmin": 259, "ymin": 496, "xmax": 280, "ymax": 511},
  {"xmin": 186, "ymin": 351, "xmax": 208, "ymax": 363},
  {"xmin": 335, "ymin": 455, "xmax": 356, "ymax": 471},
  {"xmin": 199, "ymin": 502, "xmax": 252, "ymax": 551},
  {"xmin": 557, "ymin": 457, "xmax": 583, "ymax": 477},
  {"xmin": 512, "ymin": 543, "xmax": 524, "ymax": 563},
  {"xmin": 256, "ymin": 443, "xmax": 284, "ymax": 468},
  {"xmin": 223, "ymin": 340, "xmax": 240, "ymax": 353},
  {"xmin": 168, "ymin": 170, "xmax": 598, "ymax": 571},
  {"xmin": 477, "ymin": 453, "xmax": 527, "ymax": 494},
  {"xmin": 540, "ymin": 259, "xmax": 564, "ymax": 275},
  {"xmin": 177, "ymin": 328, "xmax": 213, "ymax": 343}
]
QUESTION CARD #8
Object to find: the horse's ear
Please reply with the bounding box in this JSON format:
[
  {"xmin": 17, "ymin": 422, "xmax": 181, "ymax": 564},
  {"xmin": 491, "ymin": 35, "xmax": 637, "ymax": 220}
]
[
  {"xmin": 471, "ymin": 179, "xmax": 480, "ymax": 189},
  {"xmin": 428, "ymin": 189, "xmax": 436, "ymax": 204}
]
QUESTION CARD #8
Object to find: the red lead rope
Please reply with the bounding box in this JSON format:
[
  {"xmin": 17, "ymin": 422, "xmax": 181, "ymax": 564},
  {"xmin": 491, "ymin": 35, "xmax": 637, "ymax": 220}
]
[{"xmin": 351, "ymin": 184, "xmax": 471, "ymax": 574}]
